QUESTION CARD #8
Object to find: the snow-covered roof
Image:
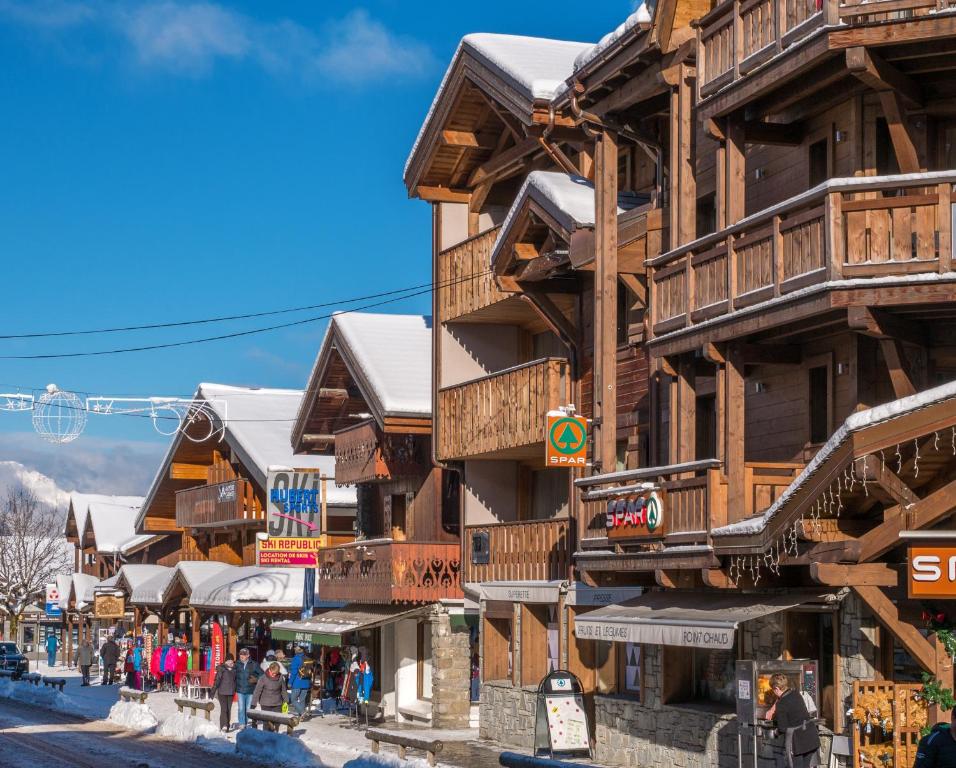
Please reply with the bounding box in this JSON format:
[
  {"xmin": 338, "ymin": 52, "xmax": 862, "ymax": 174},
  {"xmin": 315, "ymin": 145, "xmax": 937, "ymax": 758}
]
[
  {"xmin": 88, "ymin": 574, "xmax": 119, "ymax": 602},
  {"xmin": 86, "ymin": 498, "xmax": 145, "ymax": 554},
  {"xmin": 116, "ymin": 564, "xmax": 171, "ymax": 594},
  {"xmin": 713, "ymin": 378, "xmax": 956, "ymax": 540},
  {"xmin": 55, "ymin": 573, "xmax": 72, "ymax": 611},
  {"xmin": 405, "ymin": 33, "xmax": 591, "ymax": 180},
  {"xmin": 68, "ymin": 492, "xmax": 144, "ymax": 540},
  {"xmin": 128, "ymin": 568, "xmax": 175, "ymax": 606},
  {"xmin": 70, "ymin": 573, "xmax": 100, "ymax": 610},
  {"xmin": 493, "ymin": 171, "xmax": 647, "ymax": 266},
  {"xmin": 188, "ymin": 565, "xmax": 315, "ymax": 611},
  {"xmin": 570, "ymin": 4, "xmax": 653, "ymax": 75},
  {"xmin": 119, "ymin": 534, "xmax": 162, "ymax": 555}
]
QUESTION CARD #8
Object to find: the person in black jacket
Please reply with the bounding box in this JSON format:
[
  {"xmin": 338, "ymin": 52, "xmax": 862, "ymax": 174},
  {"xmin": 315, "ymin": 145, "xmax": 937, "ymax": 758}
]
[
  {"xmin": 915, "ymin": 709, "xmax": 956, "ymax": 768},
  {"xmin": 99, "ymin": 636, "xmax": 120, "ymax": 686},
  {"xmin": 765, "ymin": 673, "xmax": 820, "ymax": 768},
  {"xmin": 211, "ymin": 653, "xmax": 238, "ymax": 732}
]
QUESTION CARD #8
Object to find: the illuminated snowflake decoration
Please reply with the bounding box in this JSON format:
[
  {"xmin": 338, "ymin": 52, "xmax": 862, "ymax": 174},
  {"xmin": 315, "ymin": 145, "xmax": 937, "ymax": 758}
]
[{"xmin": 32, "ymin": 384, "xmax": 87, "ymax": 444}]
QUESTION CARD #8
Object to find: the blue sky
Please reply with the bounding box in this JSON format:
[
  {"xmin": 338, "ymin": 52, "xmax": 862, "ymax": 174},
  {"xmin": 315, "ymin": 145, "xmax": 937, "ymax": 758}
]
[{"xmin": 0, "ymin": 1, "xmax": 632, "ymax": 493}]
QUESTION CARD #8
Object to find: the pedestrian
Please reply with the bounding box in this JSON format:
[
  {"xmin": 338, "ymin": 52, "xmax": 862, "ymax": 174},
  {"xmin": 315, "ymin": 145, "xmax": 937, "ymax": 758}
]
[
  {"xmin": 235, "ymin": 647, "xmax": 261, "ymax": 728},
  {"xmin": 251, "ymin": 661, "xmax": 288, "ymax": 732},
  {"xmin": 124, "ymin": 647, "xmax": 135, "ymax": 688},
  {"xmin": 288, "ymin": 646, "xmax": 312, "ymax": 718},
  {"xmin": 45, "ymin": 632, "xmax": 59, "ymax": 669},
  {"xmin": 915, "ymin": 706, "xmax": 956, "ymax": 767},
  {"xmin": 99, "ymin": 635, "xmax": 120, "ymax": 685},
  {"xmin": 766, "ymin": 673, "xmax": 820, "ymax": 768},
  {"xmin": 76, "ymin": 639, "xmax": 94, "ymax": 686},
  {"xmin": 260, "ymin": 650, "xmax": 277, "ymax": 674},
  {"xmin": 211, "ymin": 652, "xmax": 238, "ymax": 732}
]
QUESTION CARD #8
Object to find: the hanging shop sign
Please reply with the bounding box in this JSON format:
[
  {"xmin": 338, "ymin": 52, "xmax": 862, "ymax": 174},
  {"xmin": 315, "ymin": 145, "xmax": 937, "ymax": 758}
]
[
  {"xmin": 908, "ymin": 546, "xmax": 956, "ymax": 597},
  {"xmin": 44, "ymin": 583, "xmax": 62, "ymax": 618},
  {"xmin": 94, "ymin": 593, "xmax": 125, "ymax": 619},
  {"xmin": 545, "ymin": 411, "xmax": 587, "ymax": 467},
  {"xmin": 605, "ymin": 491, "xmax": 666, "ymax": 541},
  {"xmin": 256, "ymin": 536, "xmax": 325, "ymax": 567}
]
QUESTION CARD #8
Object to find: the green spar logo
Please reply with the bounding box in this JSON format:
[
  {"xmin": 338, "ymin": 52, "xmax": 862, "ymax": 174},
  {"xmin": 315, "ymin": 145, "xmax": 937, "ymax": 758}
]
[
  {"xmin": 645, "ymin": 493, "xmax": 662, "ymax": 532},
  {"xmin": 549, "ymin": 417, "xmax": 586, "ymax": 455}
]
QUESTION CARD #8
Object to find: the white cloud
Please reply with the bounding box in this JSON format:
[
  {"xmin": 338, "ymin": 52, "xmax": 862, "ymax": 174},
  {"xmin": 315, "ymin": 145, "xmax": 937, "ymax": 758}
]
[
  {"xmin": 0, "ymin": 460, "xmax": 70, "ymax": 510},
  {"xmin": 0, "ymin": 1, "xmax": 434, "ymax": 83}
]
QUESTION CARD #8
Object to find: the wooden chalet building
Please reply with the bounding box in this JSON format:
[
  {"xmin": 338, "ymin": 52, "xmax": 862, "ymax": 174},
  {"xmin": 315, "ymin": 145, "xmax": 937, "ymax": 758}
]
[
  {"xmin": 406, "ymin": 2, "xmax": 956, "ymax": 767},
  {"xmin": 289, "ymin": 312, "xmax": 471, "ymax": 726}
]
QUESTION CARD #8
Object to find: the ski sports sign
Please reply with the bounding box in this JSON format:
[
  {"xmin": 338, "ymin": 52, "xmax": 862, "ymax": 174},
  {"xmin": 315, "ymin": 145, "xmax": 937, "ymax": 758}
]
[
  {"xmin": 606, "ymin": 491, "xmax": 666, "ymax": 541},
  {"xmin": 545, "ymin": 411, "xmax": 587, "ymax": 467},
  {"xmin": 260, "ymin": 470, "xmax": 327, "ymax": 567}
]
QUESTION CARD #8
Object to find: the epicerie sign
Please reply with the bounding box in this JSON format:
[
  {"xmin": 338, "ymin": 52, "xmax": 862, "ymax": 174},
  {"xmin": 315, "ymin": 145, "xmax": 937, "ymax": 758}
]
[
  {"xmin": 605, "ymin": 491, "xmax": 666, "ymax": 540},
  {"xmin": 908, "ymin": 546, "xmax": 956, "ymax": 597}
]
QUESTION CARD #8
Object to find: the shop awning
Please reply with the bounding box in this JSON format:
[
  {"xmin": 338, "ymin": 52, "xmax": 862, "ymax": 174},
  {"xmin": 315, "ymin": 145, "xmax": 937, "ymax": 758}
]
[
  {"xmin": 573, "ymin": 592, "xmax": 832, "ymax": 650},
  {"xmin": 271, "ymin": 604, "xmax": 429, "ymax": 646},
  {"xmin": 477, "ymin": 580, "xmax": 563, "ymax": 603}
]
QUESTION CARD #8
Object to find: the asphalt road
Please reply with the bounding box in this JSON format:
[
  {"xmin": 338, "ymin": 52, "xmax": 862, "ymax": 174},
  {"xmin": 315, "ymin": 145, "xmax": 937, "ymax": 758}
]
[{"xmin": 0, "ymin": 696, "xmax": 259, "ymax": 768}]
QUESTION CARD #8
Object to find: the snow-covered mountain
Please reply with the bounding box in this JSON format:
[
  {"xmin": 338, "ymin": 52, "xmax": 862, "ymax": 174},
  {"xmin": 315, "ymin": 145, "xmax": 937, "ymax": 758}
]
[{"xmin": 0, "ymin": 461, "xmax": 70, "ymax": 511}]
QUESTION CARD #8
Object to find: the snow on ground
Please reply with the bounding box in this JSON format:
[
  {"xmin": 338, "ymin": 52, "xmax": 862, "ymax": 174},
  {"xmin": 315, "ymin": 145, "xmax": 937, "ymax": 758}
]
[
  {"xmin": 343, "ymin": 752, "xmax": 431, "ymax": 768},
  {"xmin": 238, "ymin": 727, "xmax": 324, "ymax": 767},
  {"xmin": 158, "ymin": 711, "xmax": 233, "ymax": 753},
  {"xmin": 0, "ymin": 677, "xmax": 72, "ymax": 713},
  {"xmin": 109, "ymin": 699, "xmax": 159, "ymax": 731}
]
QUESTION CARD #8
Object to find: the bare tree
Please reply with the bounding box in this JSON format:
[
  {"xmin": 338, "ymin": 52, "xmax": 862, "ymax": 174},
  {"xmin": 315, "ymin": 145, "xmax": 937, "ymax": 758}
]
[{"xmin": 0, "ymin": 488, "xmax": 70, "ymax": 637}]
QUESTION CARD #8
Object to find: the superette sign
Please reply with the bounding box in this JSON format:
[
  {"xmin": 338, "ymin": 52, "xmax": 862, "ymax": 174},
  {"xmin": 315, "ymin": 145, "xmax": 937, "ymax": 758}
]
[
  {"xmin": 259, "ymin": 470, "xmax": 326, "ymax": 567},
  {"xmin": 605, "ymin": 491, "xmax": 666, "ymax": 540}
]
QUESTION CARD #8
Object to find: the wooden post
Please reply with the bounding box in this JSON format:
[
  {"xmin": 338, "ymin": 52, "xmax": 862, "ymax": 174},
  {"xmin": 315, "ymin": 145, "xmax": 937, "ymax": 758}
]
[
  {"xmin": 227, "ymin": 619, "xmax": 238, "ymax": 660},
  {"xmin": 593, "ymin": 128, "xmax": 619, "ymax": 472},
  {"xmin": 724, "ymin": 344, "xmax": 746, "ymax": 522},
  {"xmin": 725, "ymin": 117, "xmax": 746, "ymax": 226},
  {"xmin": 677, "ymin": 355, "xmax": 697, "ymax": 467},
  {"xmin": 66, "ymin": 615, "xmax": 73, "ymax": 667},
  {"xmin": 938, "ymin": 182, "xmax": 952, "ymax": 274},
  {"xmin": 676, "ymin": 66, "xmax": 696, "ymax": 247},
  {"xmin": 190, "ymin": 608, "xmax": 201, "ymax": 671},
  {"xmin": 321, "ymin": 476, "xmax": 328, "ymax": 537},
  {"xmin": 825, "ymin": 192, "xmax": 844, "ymax": 280}
]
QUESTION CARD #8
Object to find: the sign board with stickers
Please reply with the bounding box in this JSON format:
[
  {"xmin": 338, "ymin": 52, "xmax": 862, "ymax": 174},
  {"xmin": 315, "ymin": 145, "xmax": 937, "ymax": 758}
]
[{"xmin": 533, "ymin": 670, "xmax": 591, "ymax": 757}]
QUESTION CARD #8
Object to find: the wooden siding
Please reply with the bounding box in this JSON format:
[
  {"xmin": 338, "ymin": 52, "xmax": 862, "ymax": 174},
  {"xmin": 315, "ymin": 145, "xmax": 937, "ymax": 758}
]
[
  {"xmin": 437, "ymin": 357, "xmax": 570, "ymax": 461},
  {"xmin": 438, "ymin": 226, "xmax": 508, "ymax": 322},
  {"xmin": 463, "ymin": 518, "xmax": 570, "ymax": 583},
  {"xmin": 318, "ymin": 541, "xmax": 461, "ymax": 603},
  {"xmin": 334, "ymin": 421, "xmax": 430, "ymax": 485},
  {"xmin": 175, "ymin": 478, "xmax": 262, "ymax": 529},
  {"xmin": 650, "ymin": 174, "xmax": 955, "ymax": 338}
]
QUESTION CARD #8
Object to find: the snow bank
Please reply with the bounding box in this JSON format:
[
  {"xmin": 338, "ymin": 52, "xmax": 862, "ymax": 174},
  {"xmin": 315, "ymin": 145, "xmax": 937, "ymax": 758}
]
[
  {"xmin": 238, "ymin": 727, "xmax": 323, "ymax": 766},
  {"xmin": 108, "ymin": 700, "xmax": 158, "ymax": 732},
  {"xmin": 343, "ymin": 753, "xmax": 431, "ymax": 768},
  {"xmin": 0, "ymin": 678, "xmax": 72, "ymax": 713},
  {"xmin": 158, "ymin": 712, "xmax": 232, "ymax": 753}
]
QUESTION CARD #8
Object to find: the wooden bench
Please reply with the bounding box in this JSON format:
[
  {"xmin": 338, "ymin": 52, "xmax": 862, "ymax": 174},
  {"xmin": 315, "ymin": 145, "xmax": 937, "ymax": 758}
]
[
  {"xmin": 366, "ymin": 729, "xmax": 444, "ymax": 767},
  {"xmin": 246, "ymin": 709, "xmax": 300, "ymax": 736},
  {"xmin": 174, "ymin": 697, "xmax": 215, "ymax": 720},
  {"xmin": 42, "ymin": 677, "xmax": 66, "ymax": 692},
  {"xmin": 119, "ymin": 687, "xmax": 149, "ymax": 704},
  {"xmin": 0, "ymin": 669, "xmax": 17, "ymax": 680},
  {"xmin": 21, "ymin": 673, "xmax": 41, "ymax": 686}
]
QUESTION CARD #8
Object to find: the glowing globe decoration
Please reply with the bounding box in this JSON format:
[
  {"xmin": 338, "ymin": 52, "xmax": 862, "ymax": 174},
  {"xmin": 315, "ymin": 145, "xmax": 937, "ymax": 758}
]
[{"xmin": 32, "ymin": 384, "xmax": 87, "ymax": 444}]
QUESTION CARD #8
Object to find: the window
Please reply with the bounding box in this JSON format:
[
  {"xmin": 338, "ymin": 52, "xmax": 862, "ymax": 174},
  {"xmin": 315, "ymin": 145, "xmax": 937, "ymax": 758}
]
[
  {"xmin": 696, "ymin": 195, "xmax": 717, "ymax": 238},
  {"xmin": 937, "ymin": 121, "xmax": 956, "ymax": 170},
  {"xmin": 417, "ymin": 622, "xmax": 433, "ymax": 701},
  {"xmin": 617, "ymin": 288, "xmax": 630, "ymax": 346},
  {"xmin": 389, "ymin": 494, "xmax": 407, "ymax": 541},
  {"xmin": 618, "ymin": 643, "xmax": 642, "ymax": 699},
  {"xmin": 695, "ymin": 394, "xmax": 717, "ymax": 460},
  {"xmin": 616, "ymin": 440, "xmax": 628, "ymax": 472},
  {"xmin": 440, "ymin": 470, "xmax": 460, "ymax": 536},
  {"xmin": 876, "ymin": 118, "xmax": 899, "ymax": 177},
  {"xmin": 663, "ymin": 645, "xmax": 736, "ymax": 708},
  {"xmin": 808, "ymin": 365, "xmax": 830, "ymax": 444},
  {"xmin": 530, "ymin": 469, "xmax": 569, "ymax": 521},
  {"xmin": 809, "ymin": 139, "xmax": 829, "ymax": 187}
]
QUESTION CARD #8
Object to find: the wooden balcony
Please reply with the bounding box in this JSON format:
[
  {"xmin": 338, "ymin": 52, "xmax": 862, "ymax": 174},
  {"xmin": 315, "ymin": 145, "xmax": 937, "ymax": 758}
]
[
  {"xmin": 698, "ymin": 0, "xmax": 954, "ymax": 100},
  {"xmin": 649, "ymin": 173, "xmax": 956, "ymax": 341},
  {"xmin": 463, "ymin": 518, "xmax": 571, "ymax": 584},
  {"xmin": 317, "ymin": 540, "xmax": 461, "ymax": 604},
  {"xmin": 437, "ymin": 357, "xmax": 571, "ymax": 461},
  {"xmin": 175, "ymin": 478, "xmax": 263, "ymax": 529},
  {"xmin": 578, "ymin": 461, "xmax": 802, "ymax": 550},
  {"xmin": 439, "ymin": 226, "xmax": 512, "ymax": 322},
  {"xmin": 334, "ymin": 421, "xmax": 428, "ymax": 485}
]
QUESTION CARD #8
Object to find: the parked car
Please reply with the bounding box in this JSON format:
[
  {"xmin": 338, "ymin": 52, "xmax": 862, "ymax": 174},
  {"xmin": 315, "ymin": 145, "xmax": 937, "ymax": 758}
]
[{"xmin": 0, "ymin": 642, "xmax": 29, "ymax": 677}]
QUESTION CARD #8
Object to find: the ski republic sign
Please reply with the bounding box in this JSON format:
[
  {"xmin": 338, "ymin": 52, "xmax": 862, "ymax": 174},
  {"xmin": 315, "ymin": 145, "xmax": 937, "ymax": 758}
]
[
  {"xmin": 546, "ymin": 410, "xmax": 587, "ymax": 467},
  {"xmin": 908, "ymin": 546, "xmax": 956, "ymax": 597},
  {"xmin": 606, "ymin": 490, "xmax": 666, "ymax": 541},
  {"xmin": 260, "ymin": 469, "xmax": 326, "ymax": 568}
]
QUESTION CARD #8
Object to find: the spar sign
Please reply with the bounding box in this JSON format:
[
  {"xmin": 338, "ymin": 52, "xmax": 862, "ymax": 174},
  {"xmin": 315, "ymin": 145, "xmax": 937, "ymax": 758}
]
[
  {"xmin": 606, "ymin": 491, "xmax": 666, "ymax": 541},
  {"xmin": 546, "ymin": 411, "xmax": 587, "ymax": 467}
]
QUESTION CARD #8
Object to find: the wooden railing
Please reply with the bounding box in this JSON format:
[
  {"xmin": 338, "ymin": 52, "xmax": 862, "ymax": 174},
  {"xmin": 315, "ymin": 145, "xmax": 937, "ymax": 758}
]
[
  {"xmin": 334, "ymin": 421, "xmax": 427, "ymax": 485},
  {"xmin": 463, "ymin": 518, "xmax": 570, "ymax": 584},
  {"xmin": 438, "ymin": 227, "xmax": 508, "ymax": 322},
  {"xmin": 698, "ymin": 0, "xmax": 954, "ymax": 97},
  {"xmin": 318, "ymin": 540, "xmax": 461, "ymax": 603},
  {"xmin": 175, "ymin": 479, "xmax": 262, "ymax": 529},
  {"xmin": 437, "ymin": 357, "xmax": 570, "ymax": 461},
  {"xmin": 649, "ymin": 174, "xmax": 956, "ymax": 337},
  {"xmin": 578, "ymin": 461, "xmax": 802, "ymax": 544}
]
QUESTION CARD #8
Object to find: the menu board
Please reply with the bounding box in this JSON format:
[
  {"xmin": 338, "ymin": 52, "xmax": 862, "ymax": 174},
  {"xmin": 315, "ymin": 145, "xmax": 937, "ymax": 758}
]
[{"xmin": 544, "ymin": 678, "xmax": 590, "ymax": 753}]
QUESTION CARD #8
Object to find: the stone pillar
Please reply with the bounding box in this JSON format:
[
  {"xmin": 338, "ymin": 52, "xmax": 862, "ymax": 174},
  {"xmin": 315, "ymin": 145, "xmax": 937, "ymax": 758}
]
[{"xmin": 430, "ymin": 607, "xmax": 472, "ymax": 728}]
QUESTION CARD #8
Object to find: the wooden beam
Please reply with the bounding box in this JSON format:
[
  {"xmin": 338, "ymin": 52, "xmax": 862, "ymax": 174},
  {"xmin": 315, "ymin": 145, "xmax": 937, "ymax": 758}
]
[
  {"xmin": 744, "ymin": 121, "xmax": 805, "ymax": 146},
  {"xmin": 846, "ymin": 47, "xmax": 922, "ymax": 110},
  {"xmin": 441, "ymin": 129, "xmax": 496, "ymax": 149},
  {"xmin": 725, "ymin": 116, "xmax": 745, "ymax": 225},
  {"xmin": 724, "ymin": 345, "xmax": 746, "ymax": 521},
  {"xmin": 467, "ymin": 137, "xmax": 539, "ymax": 188},
  {"xmin": 859, "ymin": 477, "xmax": 956, "ymax": 563},
  {"xmin": 513, "ymin": 242, "xmax": 540, "ymax": 261},
  {"xmin": 862, "ymin": 454, "xmax": 919, "ymax": 508},
  {"xmin": 847, "ymin": 306, "xmax": 926, "ymax": 349},
  {"xmin": 740, "ymin": 343, "xmax": 802, "ymax": 365},
  {"xmin": 522, "ymin": 291, "xmax": 579, "ymax": 349},
  {"xmin": 785, "ymin": 539, "xmax": 862, "ymax": 565},
  {"xmin": 701, "ymin": 568, "xmax": 735, "ymax": 588},
  {"xmin": 654, "ymin": 569, "xmax": 698, "ymax": 589},
  {"xmin": 593, "ymin": 128, "xmax": 619, "ymax": 472},
  {"xmin": 880, "ymin": 338, "xmax": 918, "ymax": 399},
  {"xmin": 415, "ymin": 186, "xmax": 471, "ymax": 204},
  {"xmin": 314, "ymin": 387, "xmax": 348, "ymax": 401},
  {"xmin": 810, "ymin": 563, "xmax": 898, "ymax": 587},
  {"xmin": 300, "ymin": 433, "xmax": 335, "ymax": 445},
  {"xmin": 854, "ymin": 585, "xmax": 937, "ymax": 674},
  {"xmin": 879, "ymin": 89, "xmax": 921, "ymax": 173},
  {"xmin": 170, "ymin": 463, "xmax": 208, "ymax": 481}
]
